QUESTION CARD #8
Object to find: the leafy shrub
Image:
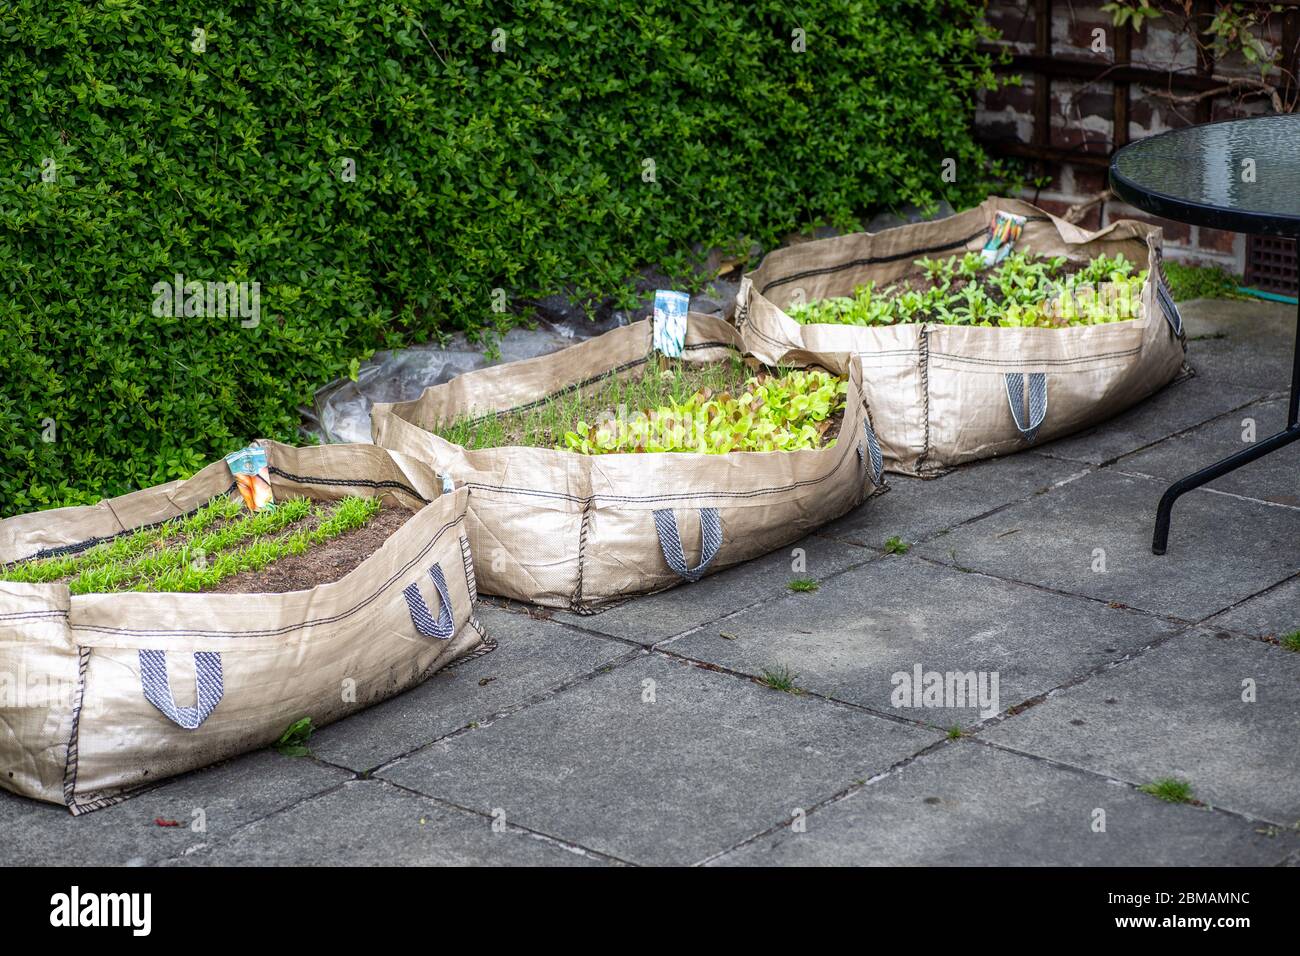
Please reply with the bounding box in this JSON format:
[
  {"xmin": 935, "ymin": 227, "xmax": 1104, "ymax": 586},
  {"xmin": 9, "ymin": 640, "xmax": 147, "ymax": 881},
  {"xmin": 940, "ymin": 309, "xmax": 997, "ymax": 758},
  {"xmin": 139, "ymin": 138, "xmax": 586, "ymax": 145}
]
[
  {"xmin": 0, "ymin": 1, "xmax": 1006, "ymax": 516},
  {"xmin": 1161, "ymin": 262, "xmax": 1247, "ymax": 302},
  {"xmin": 788, "ymin": 252, "xmax": 1147, "ymax": 328}
]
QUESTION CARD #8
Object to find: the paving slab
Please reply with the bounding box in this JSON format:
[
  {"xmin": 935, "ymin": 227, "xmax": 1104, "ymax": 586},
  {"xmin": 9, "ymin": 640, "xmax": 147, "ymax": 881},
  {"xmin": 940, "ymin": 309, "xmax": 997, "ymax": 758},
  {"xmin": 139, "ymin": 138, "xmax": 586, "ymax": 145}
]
[
  {"xmin": 713, "ymin": 741, "xmax": 1299, "ymax": 866},
  {"xmin": 666, "ymin": 554, "xmax": 1181, "ymax": 727},
  {"xmin": 379, "ymin": 653, "xmax": 940, "ymax": 865},
  {"xmin": 310, "ymin": 605, "xmax": 631, "ymax": 771},
  {"xmin": 0, "ymin": 750, "xmax": 350, "ymax": 866},
  {"xmin": 916, "ymin": 468, "xmax": 1300, "ymax": 620},
  {"xmin": 168, "ymin": 779, "xmax": 603, "ymax": 866},
  {"xmin": 1033, "ymin": 372, "xmax": 1265, "ymax": 467},
  {"xmin": 551, "ymin": 535, "xmax": 875, "ymax": 644},
  {"xmin": 1180, "ymin": 297, "xmax": 1297, "ymax": 390},
  {"xmin": 1117, "ymin": 397, "xmax": 1300, "ymax": 506},
  {"xmin": 1208, "ymin": 576, "xmax": 1300, "ymax": 640},
  {"xmin": 820, "ymin": 453, "xmax": 1085, "ymax": 549},
  {"xmin": 985, "ymin": 630, "xmax": 1300, "ymax": 826}
]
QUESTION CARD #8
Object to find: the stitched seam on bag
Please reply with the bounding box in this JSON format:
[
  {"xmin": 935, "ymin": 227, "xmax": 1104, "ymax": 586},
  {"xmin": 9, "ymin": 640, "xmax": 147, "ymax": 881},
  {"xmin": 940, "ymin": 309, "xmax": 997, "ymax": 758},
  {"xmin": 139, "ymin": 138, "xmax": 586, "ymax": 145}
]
[
  {"xmin": 67, "ymin": 788, "xmax": 147, "ymax": 816},
  {"xmin": 755, "ymin": 216, "xmax": 1143, "ymax": 296},
  {"xmin": 918, "ymin": 325, "xmax": 932, "ymax": 473},
  {"xmin": 0, "ymin": 609, "xmax": 69, "ymax": 622},
  {"xmin": 744, "ymin": 313, "xmax": 918, "ymax": 361},
  {"xmin": 571, "ymin": 499, "xmax": 593, "ymax": 611},
  {"xmin": 6, "ymin": 484, "xmax": 239, "ymax": 566},
  {"xmin": 61, "ymin": 646, "xmax": 91, "ymax": 811},
  {"xmin": 445, "ymin": 631, "xmax": 497, "ymax": 670},
  {"xmin": 572, "ymin": 592, "xmax": 634, "ymax": 614},
  {"xmin": 928, "ymin": 346, "xmax": 1142, "ymax": 368},
  {"xmin": 743, "ymin": 320, "xmax": 791, "ymax": 353},
  {"xmin": 68, "ymin": 517, "xmax": 461, "ymax": 639},
  {"xmin": 459, "ymin": 533, "xmax": 478, "ymax": 603},
  {"xmin": 267, "ymin": 467, "xmax": 429, "ymax": 503},
  {"xmin": 757, "ymin": 228, "xmax": 991, "ymax": 293}
]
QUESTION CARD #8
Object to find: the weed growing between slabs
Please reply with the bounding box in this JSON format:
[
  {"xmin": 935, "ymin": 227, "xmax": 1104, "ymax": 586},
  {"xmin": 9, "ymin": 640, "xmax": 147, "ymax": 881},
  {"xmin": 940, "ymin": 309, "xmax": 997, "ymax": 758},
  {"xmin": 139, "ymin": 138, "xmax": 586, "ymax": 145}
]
[
  {"xmin": 788, "ymin": 252, "xmax": 1149, "ymax": 329},
  {"xmin": 0, "ymin": 495, "xmax": 399, "ymax": 594},
  {"xmin": 437, "ymin": 356, "xmax": 849, "ymax": 455}
]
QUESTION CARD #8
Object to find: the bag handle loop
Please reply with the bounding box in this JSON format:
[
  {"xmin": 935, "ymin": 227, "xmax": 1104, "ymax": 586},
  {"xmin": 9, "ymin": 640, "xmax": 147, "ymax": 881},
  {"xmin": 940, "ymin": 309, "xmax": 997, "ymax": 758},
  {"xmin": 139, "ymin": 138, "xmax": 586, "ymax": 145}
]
[
  {"xmin": 139, "ymin": 650, "xmax": 224, "ymax": 730},
  {"xmin": 1004, "ymin": 372, "xmax": 1048, "ymax": 443},
  {"xmin": 653, "ymin": 508, "xmax": 722, "ymax": 582},
  {"xmin": 857, "ymin": 419, "xmax": 885, "ymax": 485},
  {"xmin": 403, "ymin": 562, "xmax": 456, "ymax": 640}
]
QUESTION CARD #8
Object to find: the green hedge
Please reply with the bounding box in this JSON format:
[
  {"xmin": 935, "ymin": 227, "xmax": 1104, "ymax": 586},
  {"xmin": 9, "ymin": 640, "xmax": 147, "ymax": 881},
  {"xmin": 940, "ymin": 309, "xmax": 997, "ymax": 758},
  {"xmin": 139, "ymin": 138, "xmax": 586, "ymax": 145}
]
[{"xmin": 0, "ymin": 1, "xmax": 1006, "ymax": 516}]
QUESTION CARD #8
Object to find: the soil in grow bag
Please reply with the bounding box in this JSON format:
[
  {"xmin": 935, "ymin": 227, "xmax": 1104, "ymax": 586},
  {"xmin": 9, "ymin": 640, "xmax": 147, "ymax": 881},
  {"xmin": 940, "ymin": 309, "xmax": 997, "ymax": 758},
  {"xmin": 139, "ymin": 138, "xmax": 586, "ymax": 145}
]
[
  {"xmin": 434, "ymin": 355, "xmax": 849, "ymax": 455},
  {"xmin": 787, "ymin": 251, "xmax": 1148, "ymax": 330},
  {"xmin": 0, "ymin": 495, "xmax": 411, "ymax": 594}
]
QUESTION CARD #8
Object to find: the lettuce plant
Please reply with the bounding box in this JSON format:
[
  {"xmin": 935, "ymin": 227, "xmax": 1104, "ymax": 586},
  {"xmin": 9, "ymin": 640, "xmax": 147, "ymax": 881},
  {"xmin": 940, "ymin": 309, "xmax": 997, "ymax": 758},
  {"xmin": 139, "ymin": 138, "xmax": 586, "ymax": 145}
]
[
  {"xmin": 788, "ymin": 252, "xmax": 1148, "ymax": 329},
  {"xmin": 562, "ymin": 369, "xmax": 848, "ymax": 455}
]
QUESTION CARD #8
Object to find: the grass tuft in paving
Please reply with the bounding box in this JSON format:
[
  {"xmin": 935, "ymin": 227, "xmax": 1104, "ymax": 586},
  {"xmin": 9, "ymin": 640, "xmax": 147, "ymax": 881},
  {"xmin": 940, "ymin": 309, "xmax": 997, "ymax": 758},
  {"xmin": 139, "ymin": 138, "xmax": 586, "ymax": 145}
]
[
  {"xmin": 759, "ymin": 664, "xmax": 802, "ymax": 694},
  {"xmin": 1139, "ymin": 777, "xmax": 1198, "ymax": 805}
]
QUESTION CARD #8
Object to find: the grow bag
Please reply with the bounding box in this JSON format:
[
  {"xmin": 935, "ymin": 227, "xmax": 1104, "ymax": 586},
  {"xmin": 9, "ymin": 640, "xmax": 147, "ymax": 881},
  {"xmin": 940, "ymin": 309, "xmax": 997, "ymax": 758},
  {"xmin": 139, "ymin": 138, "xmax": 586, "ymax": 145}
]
[
  {"xmin": 737, "ymin": 197, "xmax": 1186, "ymax": 476},
  {"xmin": 370, "ymin": 314, "xmax": 885, "ymax": 611},
  {"xmin": 0, "ymin": 441, "xmax": 484, "ymax": 814}
]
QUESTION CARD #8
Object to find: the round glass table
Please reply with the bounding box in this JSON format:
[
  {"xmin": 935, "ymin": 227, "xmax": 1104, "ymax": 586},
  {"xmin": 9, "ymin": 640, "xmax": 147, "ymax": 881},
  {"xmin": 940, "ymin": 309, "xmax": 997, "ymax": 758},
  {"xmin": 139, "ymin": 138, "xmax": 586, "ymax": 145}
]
[{"xmin": 1111, "ymin": 114, "xmax": 1300, "ymax": 555}]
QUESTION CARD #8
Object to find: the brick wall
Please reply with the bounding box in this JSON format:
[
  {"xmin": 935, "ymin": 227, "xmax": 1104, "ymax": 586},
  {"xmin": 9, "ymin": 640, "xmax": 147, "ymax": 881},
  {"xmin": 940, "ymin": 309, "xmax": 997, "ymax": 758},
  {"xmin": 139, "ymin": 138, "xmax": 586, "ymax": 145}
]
[{"xmin": 977, "ymin": 0, "xmax": 1294, "ymax": 274}]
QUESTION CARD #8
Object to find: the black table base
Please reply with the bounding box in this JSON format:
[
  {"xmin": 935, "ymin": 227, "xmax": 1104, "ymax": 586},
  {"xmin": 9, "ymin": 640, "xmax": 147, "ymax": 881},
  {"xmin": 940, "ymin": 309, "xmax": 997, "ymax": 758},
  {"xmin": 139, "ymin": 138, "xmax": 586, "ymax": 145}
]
[
  {"xmin": 1152, "ymin": 295, "xmax": 1300, "ymax": 554},
  {"xmin": 1109, "ymin": 114, "xmax": 1300, "ymax": 555}
]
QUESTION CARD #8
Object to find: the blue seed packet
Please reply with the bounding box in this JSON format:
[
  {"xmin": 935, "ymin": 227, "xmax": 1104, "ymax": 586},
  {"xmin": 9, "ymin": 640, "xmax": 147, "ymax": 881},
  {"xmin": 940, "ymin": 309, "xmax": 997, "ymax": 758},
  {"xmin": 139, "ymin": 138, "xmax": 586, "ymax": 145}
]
[
  {"xmin": 652, "ymin": 290, "xmax": 690, "ymax": 357},
  {"xmin": 224, "ymin": 443, "xmax": 275, "ymax": 511}
]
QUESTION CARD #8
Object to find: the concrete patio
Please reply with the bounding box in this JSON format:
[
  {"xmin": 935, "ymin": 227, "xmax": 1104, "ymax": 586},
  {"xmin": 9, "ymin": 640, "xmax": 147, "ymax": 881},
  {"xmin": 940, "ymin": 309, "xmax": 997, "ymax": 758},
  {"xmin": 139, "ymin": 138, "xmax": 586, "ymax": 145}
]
[{"xmin": 4, "ymin": 298, "xmax": 1298, "ymax": 867}]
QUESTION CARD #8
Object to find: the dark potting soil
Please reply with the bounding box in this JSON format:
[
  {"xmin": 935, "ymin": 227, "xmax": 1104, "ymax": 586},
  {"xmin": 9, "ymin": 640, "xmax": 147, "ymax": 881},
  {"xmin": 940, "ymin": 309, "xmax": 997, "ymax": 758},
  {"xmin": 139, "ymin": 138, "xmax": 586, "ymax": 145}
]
[{"xmin": 205, "ymin": 504, "xmax": 413, "ymax": 594}]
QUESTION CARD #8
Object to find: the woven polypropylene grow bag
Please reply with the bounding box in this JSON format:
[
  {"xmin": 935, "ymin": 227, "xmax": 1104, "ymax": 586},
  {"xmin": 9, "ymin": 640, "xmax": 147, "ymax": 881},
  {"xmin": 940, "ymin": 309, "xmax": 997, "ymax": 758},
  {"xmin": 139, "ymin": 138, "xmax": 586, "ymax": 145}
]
[
  {"xmin": 0, "ymin": 441, "xmax": 484, "ymax": 814},
  {"xmin": 737, "ymin": 197, "xmax": 1187, "ymax": 476},
  {"xmin": 370, "ymin": 314, "xmax": 886, "ymax": 611}
]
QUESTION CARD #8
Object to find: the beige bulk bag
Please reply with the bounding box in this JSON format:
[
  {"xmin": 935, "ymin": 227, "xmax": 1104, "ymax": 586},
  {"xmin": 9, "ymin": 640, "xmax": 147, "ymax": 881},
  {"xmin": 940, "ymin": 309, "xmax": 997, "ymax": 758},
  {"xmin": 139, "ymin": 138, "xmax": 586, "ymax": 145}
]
[
  {"xmin": 737, "ymin": 197, "xmax": 1186, "ymax": 476},
  {"xmin": 0, "ymin": 441, "xmax": 484, "ymax": 814},
  {"xmin": 370, "ymin": 314, "xmax": 886, "ymax": 611}
]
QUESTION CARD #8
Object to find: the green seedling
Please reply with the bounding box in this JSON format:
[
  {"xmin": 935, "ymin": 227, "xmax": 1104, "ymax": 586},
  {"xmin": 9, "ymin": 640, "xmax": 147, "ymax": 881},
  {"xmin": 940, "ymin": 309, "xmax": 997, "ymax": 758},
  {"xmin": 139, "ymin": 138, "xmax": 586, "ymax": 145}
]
[
  {"xmin": 275, "ymin": 717, "xmax": 314, "ymax": 757},
  {"xmin": 438, "ymin": 356, "xmax": 848, "ymax": 456},
  {"xmin": 2, "ymin": 495, "xmax": 381, "ymax": 595},
  {"xmin": 759, "ymin": 664, "xmax": 800, "ymax": 694},
  {"xmin": 1139, "ymin": 777, "xmax": 1196, "ymax": 804},
  {"xmin": 787, "ymin": 577, "xmax": 820, "ymax": 593},
  {"xmin": 1, "ymin": 495, "xmax": 244, "ymax": 584},
  {"xmin": 1280, "ymin": 630, "xmax": 1300, "ymax": 652},
  {"xmin": 884, "ymin": 536, "xmax": 910, "ymax": 555},
  {"xmin": 788, "ymin": 252, "xmax": 1148, "ymax": 330}
]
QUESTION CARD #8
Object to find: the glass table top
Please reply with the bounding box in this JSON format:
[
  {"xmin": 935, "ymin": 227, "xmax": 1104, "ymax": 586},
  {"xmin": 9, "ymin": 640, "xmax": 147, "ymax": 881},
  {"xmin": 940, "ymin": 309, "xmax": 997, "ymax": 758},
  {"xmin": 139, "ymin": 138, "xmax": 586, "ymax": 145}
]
[{"xmin": 1111, "ymin": 114, "xmax": 1300, "ymax": 236}]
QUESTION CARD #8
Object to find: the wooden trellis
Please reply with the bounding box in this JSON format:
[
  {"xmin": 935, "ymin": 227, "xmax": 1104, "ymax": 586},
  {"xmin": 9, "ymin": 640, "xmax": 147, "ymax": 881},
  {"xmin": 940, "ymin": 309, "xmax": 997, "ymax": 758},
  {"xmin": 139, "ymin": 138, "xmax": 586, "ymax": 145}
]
[{"xmin": 980, "ymin": 0, "xmax": 1299, "ymax": 289}]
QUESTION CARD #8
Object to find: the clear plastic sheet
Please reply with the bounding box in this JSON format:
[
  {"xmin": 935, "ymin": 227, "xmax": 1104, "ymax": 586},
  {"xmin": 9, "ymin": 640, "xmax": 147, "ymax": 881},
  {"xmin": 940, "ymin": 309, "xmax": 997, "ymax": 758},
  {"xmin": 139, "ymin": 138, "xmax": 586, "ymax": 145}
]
[
  {"xmin": 303, "ymin": 314, "xmax": 629, "ymax": 444},
  {"xmin": 302, "ymin": 282, "xmax": 739, "ymax": 444}
]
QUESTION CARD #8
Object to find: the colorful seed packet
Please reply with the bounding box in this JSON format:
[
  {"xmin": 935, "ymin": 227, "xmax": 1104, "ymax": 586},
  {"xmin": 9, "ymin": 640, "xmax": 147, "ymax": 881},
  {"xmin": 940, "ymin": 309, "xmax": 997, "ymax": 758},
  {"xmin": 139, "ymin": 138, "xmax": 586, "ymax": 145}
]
[
  {"xmin": 224, "ymin": 443, "xmax": 275, "ymax": 511},
  {"xmin": 980, "ymin": 211, "xmax": 1027, "ymax": 267},
  {"xmin": 652, "ymin": 289, "xmax": 690, "ymax": 357}
]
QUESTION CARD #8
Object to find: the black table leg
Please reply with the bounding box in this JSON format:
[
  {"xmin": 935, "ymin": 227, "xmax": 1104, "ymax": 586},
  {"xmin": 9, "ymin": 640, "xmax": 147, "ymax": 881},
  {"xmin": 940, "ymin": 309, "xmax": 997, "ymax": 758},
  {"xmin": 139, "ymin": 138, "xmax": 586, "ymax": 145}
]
[{"xmin": 1152, "ymin": 293, "xmax": 1300, "ymax": 555}]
